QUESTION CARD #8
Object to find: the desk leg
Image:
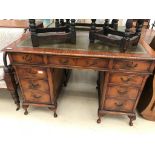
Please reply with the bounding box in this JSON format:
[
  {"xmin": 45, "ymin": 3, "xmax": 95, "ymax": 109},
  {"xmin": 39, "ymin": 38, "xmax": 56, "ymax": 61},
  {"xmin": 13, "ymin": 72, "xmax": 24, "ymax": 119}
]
[
  {"xmin": 4, "ymin": 65, "xmax": 20, "ymax": 111},
  {"xmin": 23, "ymin": 105, "xmax": 29, "ymax": 115},
  {"xmin": 97, "ymin": 110, "xmax": 106, "ymax": 124},
  {"xmin": 53, "ymin": 108, "xmax": 58, "ymax": 118},
  {"xmin": 96, "ymin": 72, "xmax": 100, "ymax": 90},
  {"xmin": 97, "ymin": 116, "xmax": 101, "ymax": 123},
  {"xmin": 128, "ymin": 114, "xmax": 136, "ymax": 126},
  {"xmin": 48, "ymin": 102, "xmax": 58, "ymax": 118},
  {"xmin": 64, "ymin": 69, "xmax": 72, "ymax": 87}
]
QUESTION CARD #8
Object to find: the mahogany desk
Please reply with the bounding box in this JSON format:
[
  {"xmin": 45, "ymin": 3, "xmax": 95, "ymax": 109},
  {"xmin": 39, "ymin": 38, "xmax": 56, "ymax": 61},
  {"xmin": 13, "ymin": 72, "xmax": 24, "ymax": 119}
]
[{"xmin": 3, "ymin": 31, "xmax": 155, "ymax": 126}]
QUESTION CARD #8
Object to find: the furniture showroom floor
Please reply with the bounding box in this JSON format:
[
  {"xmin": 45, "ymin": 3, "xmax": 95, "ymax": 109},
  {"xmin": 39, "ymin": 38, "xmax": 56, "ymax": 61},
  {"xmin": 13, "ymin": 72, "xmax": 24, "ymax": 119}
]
[{"xmin": 0, "ymin": 70, "xmax": 155, "ymax": 155}]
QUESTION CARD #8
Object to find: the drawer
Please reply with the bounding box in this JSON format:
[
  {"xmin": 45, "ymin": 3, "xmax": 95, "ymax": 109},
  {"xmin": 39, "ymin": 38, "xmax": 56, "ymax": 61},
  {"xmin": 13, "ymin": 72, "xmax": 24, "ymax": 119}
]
[
  {"xmin": 109, "ymin": 73, "xmax": 144, "ymax": 86},
  {"xmin": 107, "ymin": 85, "xmax": 139, "ymax": 99},
  {"xmin": 20, "ymin": 79, "xmax": 49, "ymax": 92},
  {"xmin": 48, "ymin": 56, "xmax": 76, "ymax": 66},
  {"xmin": 48, "ymin": 56, "xmax": 109, "ymax": 69},
  {"xmin": 104, "ymin": 98, "xmax": 135, "ymax": 112},
  {"xmin": 11, "ymin": 53, "xmax": 44, "ymax": 64},
  {"xmin": 23, "ymin": 89, "xmax": 50, "ymax": 103},
  {"xmin": 113, "ymin": 60, "xmax": 151, "ymax": 72},
  {"xmin": 76, "ymin": 58, "xmax": 109, "ymax": 69},
  {"xmin": 16, "ymin": 67, "xmax": 47, "ymax": 79}
]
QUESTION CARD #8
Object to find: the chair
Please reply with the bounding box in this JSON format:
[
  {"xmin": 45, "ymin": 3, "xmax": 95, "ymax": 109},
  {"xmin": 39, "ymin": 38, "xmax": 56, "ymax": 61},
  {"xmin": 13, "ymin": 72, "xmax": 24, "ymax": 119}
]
[
  {"xmin": 29, "ymin": 19, "xmax": 76, "ymax": 47},
  {"xmin": 89, "ymin": 19, "xmax": 145, "ymax": 52}
]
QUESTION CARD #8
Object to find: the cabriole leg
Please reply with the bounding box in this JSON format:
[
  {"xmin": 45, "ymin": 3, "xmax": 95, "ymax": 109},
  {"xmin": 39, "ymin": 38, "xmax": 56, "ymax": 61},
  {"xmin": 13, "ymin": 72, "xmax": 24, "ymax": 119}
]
[
  {"xmin": 23, "ymin": 105, "xmax": 29, "ymax": 115},
  {"xmin": 128, "ymin": 115, "xmax": 136, "ymax": 126}
]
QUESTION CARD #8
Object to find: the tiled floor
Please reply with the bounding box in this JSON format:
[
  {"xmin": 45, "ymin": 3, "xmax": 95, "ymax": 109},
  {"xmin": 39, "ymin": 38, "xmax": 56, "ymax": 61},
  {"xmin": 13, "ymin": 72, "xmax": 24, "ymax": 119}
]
[{"xmin": 0, "ymin": 70, "xmax": 155, "ymax": 155}]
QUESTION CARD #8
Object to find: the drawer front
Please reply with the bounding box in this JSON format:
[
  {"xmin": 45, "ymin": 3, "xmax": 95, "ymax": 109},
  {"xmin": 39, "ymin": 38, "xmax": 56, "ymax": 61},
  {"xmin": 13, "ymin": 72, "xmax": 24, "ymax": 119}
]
[
  {"xmin": 23, "ymin": 90, "xmax": 50, "ymax": 103},
  {"xmin": 48, "ymin": 56, "xmax": 109, "ymax": 69},
  {"xmin": 11, "ymin": 53, "xmax": 44, "ymax": 64},
  {"xmin": 107, "ymin": 85, "xmax": 139, "ymax": 99},
  {"xmin": 77, "ymin": 58, "xmax": 109, "ymax": 69},
  {"xmin": 109, "ymin": 73, "xmax": 144, "ymax": 86},
  {"xmin": 48, "ymin": 56, "xmax": 76, "ymax": 66},
  {"xmin": 104, "ymin": 98, "xmax": 135, "ymax": 112},
  {"xmin": 16, "ymin": 67, "xmax": 47, "ymax": 79},
  {"xmin": 20, "ymin": 79, "xmax": 49, "ymax": 92},
  {"xmin": 113, "ymin": 60, "xmax": 151, "ymax": 72}
]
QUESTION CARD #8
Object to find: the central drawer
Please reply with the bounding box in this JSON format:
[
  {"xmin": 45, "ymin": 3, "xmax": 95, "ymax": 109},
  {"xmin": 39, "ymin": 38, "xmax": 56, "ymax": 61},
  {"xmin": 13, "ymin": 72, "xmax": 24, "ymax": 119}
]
[
  {"xmin": 107, "ymin": 85, "xmax": 139, "ymax": 99},
  {"xmin": 76, "ymin": 57, "xmax": 109, "ymax": 68},
  {"xmin": 48, "ymin": 56, "xmax": 109, "ymax": 69},
  {"xmin": 48, "ymin": 56, "xmax": 76, "ymax": 66}
]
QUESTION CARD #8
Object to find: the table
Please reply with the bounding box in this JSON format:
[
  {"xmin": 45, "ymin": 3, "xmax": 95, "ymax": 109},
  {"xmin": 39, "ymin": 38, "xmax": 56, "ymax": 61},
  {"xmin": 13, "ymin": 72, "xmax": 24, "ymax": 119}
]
[{"xmin": 2, "ymin": 30, "xmax": 155, "ymax": 126}]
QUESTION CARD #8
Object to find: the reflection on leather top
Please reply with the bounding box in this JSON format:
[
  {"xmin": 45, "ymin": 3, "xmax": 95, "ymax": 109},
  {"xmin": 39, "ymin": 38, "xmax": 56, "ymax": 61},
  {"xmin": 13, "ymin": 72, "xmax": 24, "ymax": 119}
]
[{"xmin": 18, "ymin": 31, "xmax": 147, "ymax": 54}]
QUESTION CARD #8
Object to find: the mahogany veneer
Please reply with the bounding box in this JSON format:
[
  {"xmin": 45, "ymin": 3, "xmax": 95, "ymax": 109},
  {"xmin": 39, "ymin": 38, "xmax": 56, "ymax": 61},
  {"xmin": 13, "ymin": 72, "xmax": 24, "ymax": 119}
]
[{"xmin": 2, "ymin": 30, "xmax": 155, "ymax": 126}]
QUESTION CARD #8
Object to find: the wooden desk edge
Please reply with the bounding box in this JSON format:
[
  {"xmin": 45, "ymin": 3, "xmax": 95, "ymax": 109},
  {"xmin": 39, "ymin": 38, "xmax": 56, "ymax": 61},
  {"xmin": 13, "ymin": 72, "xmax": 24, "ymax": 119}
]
[{"xmin": 2, "ymin": 32, "xmax": 155, "ymax": 61}]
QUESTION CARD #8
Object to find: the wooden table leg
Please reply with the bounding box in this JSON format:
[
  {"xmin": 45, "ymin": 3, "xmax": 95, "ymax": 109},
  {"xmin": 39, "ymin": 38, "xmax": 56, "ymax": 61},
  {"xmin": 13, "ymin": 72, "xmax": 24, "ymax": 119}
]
[{"xmin": 64, "ymin": 69, "xmax": 72, "ymax": 87}]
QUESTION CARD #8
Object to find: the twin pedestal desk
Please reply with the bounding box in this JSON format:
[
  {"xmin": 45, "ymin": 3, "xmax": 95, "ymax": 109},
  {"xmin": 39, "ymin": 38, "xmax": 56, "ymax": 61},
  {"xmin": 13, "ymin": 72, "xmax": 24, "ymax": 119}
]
[{"xmin": 3, "ymin": 31, "xmax": 155, "ymax": 126}]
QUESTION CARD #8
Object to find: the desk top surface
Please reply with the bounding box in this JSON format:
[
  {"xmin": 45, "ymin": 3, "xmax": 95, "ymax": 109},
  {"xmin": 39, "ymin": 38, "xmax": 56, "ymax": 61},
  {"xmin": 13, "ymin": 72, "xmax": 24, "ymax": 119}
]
[{"xmin": 3, "ymin": 30, "xmax": 155, "ymax": 60}]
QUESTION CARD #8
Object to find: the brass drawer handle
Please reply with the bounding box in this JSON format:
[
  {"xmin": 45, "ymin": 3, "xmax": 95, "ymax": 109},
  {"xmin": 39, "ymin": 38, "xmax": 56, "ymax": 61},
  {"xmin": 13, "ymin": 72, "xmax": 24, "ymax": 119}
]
[
  {"xmin": 115, "ymin": 102, "xmax": 123, "ymax": 106},
  {"xmin": 120, "ymin": 77, "xmax": 132, "ymax": 82},
  {"xmin": 27, "ymin": 69, "xmax": 38, "ymax": 74},
  {"xmin": 25, "ymin": 69, "xmax": 44, "ymax": 77},
  {"xmin": 87, "ymin": 60, "xmax": 97, "ymax": 66},
  {"xmin": 125, "ymin": 62, "xmax": 138, "ymax": 69},
  {"xmin": 32, "ymin": 94, "xmax": 41, "ymax": 99},
  {"xmin": 29, "ymin": 82, "xmax": 40, "ymax": 89},
  {"xmin": 60, "ymin": 59, "xmax": 69, "ymax": 65},
  {"xmin": 22, "ymin": 54, "xmax": 32, "ymax": 63},
  {"xmin": 117, "ymin": 89, "xmax": 128, "ymax": 95}
]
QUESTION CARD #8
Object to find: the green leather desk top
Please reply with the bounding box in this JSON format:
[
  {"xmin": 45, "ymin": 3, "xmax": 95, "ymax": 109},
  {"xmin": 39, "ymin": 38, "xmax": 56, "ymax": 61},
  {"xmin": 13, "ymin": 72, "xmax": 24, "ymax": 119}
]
[
  {"xmin": 18, "ymin": 31, "xmax": 147, "ymax": 54},
  {"xmin": 3, "ymin": 30, "xmax": 155, "ymax": 61}
]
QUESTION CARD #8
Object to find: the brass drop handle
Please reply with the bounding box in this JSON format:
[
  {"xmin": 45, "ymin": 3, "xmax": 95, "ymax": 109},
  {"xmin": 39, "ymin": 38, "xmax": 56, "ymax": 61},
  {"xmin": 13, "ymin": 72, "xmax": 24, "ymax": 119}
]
[
  {"xmin": 89, "ymin": 60, "xmax": 97, "ymax": 66},
  {"xmin": 27, "ymin": 69, "xmax": 37, "ymax": 74},
  {"xmin": 22, "ymin": 54, "xmax": 32, "ymax": 63},
  {"xmin": 117, "ymin": 89, "xmax": 128, "ymax": 95},
  {"xmin": 115, "ymin": 102, "xmax": 123, "ymax": 106},
  {"xmin": 125, "ymin": 62, "xmax": 138, "ymax": 68},
  {"xmin": 60, "ymin": 59, "xmax": 69, "ymax": 64},
  {"xmin": 120, "ymin": 77, "xmax": 132, "ymax": 82},
  {"xmin": 33, "ymin": 94, "xmax": 41, "ymax": 99},
  {"xmin": 30, "ymin": 82, "xmax": 40, "ymax": 89}
]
